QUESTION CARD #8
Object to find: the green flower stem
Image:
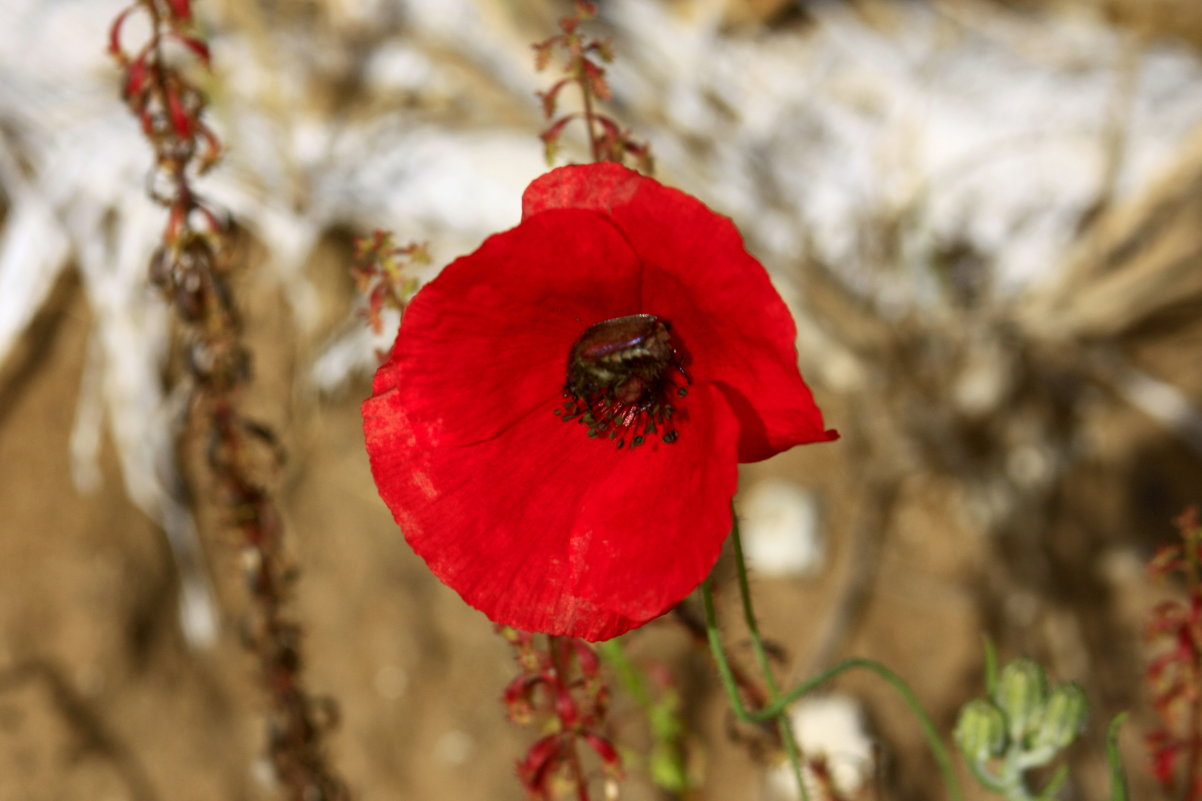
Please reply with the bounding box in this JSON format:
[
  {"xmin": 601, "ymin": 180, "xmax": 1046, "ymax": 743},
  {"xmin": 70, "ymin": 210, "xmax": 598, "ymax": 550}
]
[
  {"xmin": 598, "ymin": 639, "xmax": 690, "ymax": 794},
  {"xmin": 702, "ymin": 536, "xmax": 966, "ymax": 801},
  {"xmin": 727, "ymin": 516, "xmax": 810, "ymax": 800},
  {"xmin": 1107, "ymin": 713, "xmax": 1129, "ymax": 801},
  {"xmin": 1000, "ymin": 747, "xmax": 1038, "ymax": 801},
  {"xmin": 964, "ymin": 757, "xmax": 1008, "ymax": 796},
  {"xmin": 597, "ymin": 639, "xmax": 651, "ymax": 707},
  {"xmin": 1038, "ymin": 765, "xmax": 1069, "ymax": 801}
]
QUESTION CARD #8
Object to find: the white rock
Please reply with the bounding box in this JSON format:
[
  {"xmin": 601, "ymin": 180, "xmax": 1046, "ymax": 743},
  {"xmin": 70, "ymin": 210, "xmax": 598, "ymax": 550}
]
[
  {"xmin": 738, "ymin": 480, "xmax": 825, "ymax": 578},
  {"xmin": 767, "ymin": 694, "xmax": 875, "ymax": 801}
]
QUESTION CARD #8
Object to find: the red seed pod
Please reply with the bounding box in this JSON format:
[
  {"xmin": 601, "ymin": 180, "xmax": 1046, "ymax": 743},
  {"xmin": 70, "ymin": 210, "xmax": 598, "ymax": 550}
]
[
  {"xmin": 195, "ymin": 124, "xmax": 223, "ymax": 173},
  {"xmin": 166, "ymin": 87, "xmax": 193, "ymax": 139},
  {"xmin": 170, "ymin": 32, "xmax": 210, "ymax": 66},
  {"xmin": 195, "ymin": 203, "xmax": 229, "ymax": 237},
  {"xmin": 1149, "ymin": 738, "xmax": 1178, "ymax": 788},
  {"xmin": 539, "ymin": 78, "xmax": 572, "ymax": 120},
  {"xmin": 572, "ymin": 640, "xmax": 599, "ymax": 679},
  {"xmin": 554, "ymin": 685, "xmax": 579, "ymax": 729},
  {"xmin": 532, "ymin": 39, "xmax": 558, "ymax": 72},
  {"xmin": 589, "ymin": 38, "xmax": 614, "ymax": 63},
  {"xmin": 108, "ymin": 4, "xmax": 139, "ymax": 57},
  {"xmin": 516, "ymin": 734, "xmax": 561, "ymax": 796},
  {"xmin": 595, "ymin": 115, "xmax": 621, "ymax": 140},
  {"xmin": 539, "ymin": 115, "xmax": 574, "ymax": 145},
  {"xmin": 539, "ymin": 116, "xmax": 575, "ymax": 164},
  {"xmin": 581, "ymin": 59, "xmax": 611, "ymax": 101},
  {"xmin": 582, "ymin": 731, "xmax": 622, "ymax": 775},
  {"xmin": 590, "ymin": 683, "xmax": 610, "ymax": 722},
  {"xmin": 138, "ymin": 108, "xmax": 156, "ymax": 137},
  {"xmin": 366, "ymin": 286, "xmax": 386, "ymax": 335},
  {"xmin": 502, "ymin": 674, "xmax": 544, "ymax": 725},
  {"xmin": 124, "ymin": 52, "xmax": 150, "ymax": 99},
  {"xmin": 164, "ymin": 201, "xmax": 187, "ymax": 243},
  {"xmin": 167, "ymin": 0, "xmax": 192, "ymax": 20}
]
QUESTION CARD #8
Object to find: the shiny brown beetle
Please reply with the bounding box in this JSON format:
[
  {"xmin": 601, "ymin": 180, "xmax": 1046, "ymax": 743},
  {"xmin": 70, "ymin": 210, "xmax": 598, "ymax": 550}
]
[{"xmin": 560, "ymin": 314, "xmax": 688, "ymax": 447}]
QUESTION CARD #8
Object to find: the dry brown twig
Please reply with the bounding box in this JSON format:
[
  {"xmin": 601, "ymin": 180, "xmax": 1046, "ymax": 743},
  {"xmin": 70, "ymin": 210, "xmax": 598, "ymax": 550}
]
[{"xmin": 108, "ymin": 2, "xmax": 347, "ymax": 798}]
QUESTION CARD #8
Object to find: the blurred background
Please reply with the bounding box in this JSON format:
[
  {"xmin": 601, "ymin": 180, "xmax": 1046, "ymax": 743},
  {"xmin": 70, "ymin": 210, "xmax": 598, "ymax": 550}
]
[{"xmin": 2, "ymin": 0, "xmax": 1202, "ymax": 799}]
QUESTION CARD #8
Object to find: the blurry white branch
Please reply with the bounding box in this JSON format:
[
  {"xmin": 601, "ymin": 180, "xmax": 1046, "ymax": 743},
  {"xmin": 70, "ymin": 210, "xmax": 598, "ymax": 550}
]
[{"xmin": 1091, "ymin": 351, "xmax": 1202, "ymax": 457}]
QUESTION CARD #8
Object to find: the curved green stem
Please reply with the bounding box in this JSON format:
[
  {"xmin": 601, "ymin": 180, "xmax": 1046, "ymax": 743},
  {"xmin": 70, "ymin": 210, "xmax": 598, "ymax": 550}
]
[
  {"xmin": 728, "ymin": 517, "xmax": 809, "ymax": 800},
  {"xmin": 963, "ymin": 756, "xmax": 1008, "ymax": 795},
  {"xmin": 701, "ymin": 577, "xmax": 965, "ymax": 801},
  {"xmin": 983, "ymin": 636, "xmax": 1000, "ymax": 696}
]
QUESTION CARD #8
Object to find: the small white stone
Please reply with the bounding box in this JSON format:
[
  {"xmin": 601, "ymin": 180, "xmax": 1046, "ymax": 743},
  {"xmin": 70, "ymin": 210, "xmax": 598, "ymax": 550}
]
[
  {"xmin": 767, "ymin": 694, "xmax": 875, "ymax": 800},
  {"xmin": 738, "ymin": 480, "xmax": 825, "ymax": 577},
  {"xmin": 1006, "ymin": 444, "xmax": 1053, "ymax": 489},
  {"xmin": 373, "ymin": 664, "xmax": 408, "ymax": 701},
  {"xmin": 436, "ymin": 729, "xmax": 474, "ymax": 766},
  {"xmin": 251, "ymin": 757, "xmax": 277, "ymax": 791}
]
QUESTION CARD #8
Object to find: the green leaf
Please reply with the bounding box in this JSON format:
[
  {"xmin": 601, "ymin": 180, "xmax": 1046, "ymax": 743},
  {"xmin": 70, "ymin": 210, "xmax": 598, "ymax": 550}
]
[
  {"xmin": 954, "ymin": 699, "xmax": 1008, "ymax": 763},
  {"xmin": 1033, "ymin": 683, "xmax": 1088, "ymax": 753},
  {"xmin": 1106, "ymin": 713, "xmax": 1130, "ymax": 801},
  {"xmin": 995, "ymin": 659, "xmax": 1048, "ymax": 742}
]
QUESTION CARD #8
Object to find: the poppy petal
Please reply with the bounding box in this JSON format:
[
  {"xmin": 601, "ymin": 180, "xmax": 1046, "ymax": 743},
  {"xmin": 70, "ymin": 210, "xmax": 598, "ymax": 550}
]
[
  {"xmin": 370, "ymin": 208, "xmax": 643, "ymax": 447},
  {"xmin": 523, "ymin": 164, "xmax": 837, "ymax": 462},
  {"xmin": 366, "ymin": 370, "xmax": 739, "ymax": 640}
]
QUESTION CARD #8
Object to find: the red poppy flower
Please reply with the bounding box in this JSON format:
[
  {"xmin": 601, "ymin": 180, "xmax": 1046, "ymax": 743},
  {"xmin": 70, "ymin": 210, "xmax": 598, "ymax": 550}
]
[{"xmin": 362, "ymin": 163, "xmax": 836, "ymax": 641}]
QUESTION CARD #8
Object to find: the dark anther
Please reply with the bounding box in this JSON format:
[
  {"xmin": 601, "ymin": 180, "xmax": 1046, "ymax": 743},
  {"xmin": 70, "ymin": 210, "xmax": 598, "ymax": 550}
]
[{"xmin": 561, "ymin": 313, "xmax": 689, "ymax": 448}]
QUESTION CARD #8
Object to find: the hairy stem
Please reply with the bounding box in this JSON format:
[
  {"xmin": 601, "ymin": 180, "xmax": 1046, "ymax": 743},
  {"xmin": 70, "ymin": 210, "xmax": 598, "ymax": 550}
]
[
  {"xmin": 577, "ymin": 69, "xmax": 601, "ymax": 162},
  {"xmin": 728, "ymin": 516, "xmax": 810, "ymax": 801},
  {"xmin": 549, "ymin": 635, "xmax": 591, "ymax": 801},
  {"xmin": 701, "ymin": 577, "xmax": 965, "ymax": 801}
]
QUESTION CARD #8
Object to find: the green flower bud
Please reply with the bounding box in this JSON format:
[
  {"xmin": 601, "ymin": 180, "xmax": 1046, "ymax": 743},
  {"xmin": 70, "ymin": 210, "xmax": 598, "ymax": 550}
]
[
  {"xmin": 954, "ymin": 699, "xmax": 1008, "ymax": 764},
  {"xmin": 995, "ymin": 659, "xmax": 1048, "ymax": 741},
  {"xmin": 1031, "ymin": 682, "xmax": 1088, "ymax": 753}
]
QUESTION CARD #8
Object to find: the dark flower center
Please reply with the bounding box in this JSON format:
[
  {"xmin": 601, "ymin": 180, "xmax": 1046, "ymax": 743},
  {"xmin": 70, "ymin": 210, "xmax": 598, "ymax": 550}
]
[{"xmin": 556, "ymin": 314, "xmax": 689, "ymax": 449}]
